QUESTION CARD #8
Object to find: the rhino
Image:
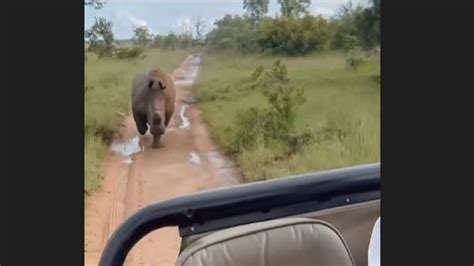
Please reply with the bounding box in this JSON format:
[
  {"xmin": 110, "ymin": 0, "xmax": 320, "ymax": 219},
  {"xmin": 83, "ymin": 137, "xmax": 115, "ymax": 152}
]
[{"xmin": 132, "ymin": 68, "xmax": 176, "ymax": 148}]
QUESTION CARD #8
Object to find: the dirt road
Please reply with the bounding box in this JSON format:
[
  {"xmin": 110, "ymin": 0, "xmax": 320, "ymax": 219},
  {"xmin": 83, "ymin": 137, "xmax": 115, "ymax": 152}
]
[{"xmin": 84, "ymin": 54, "xmax": 241, "ymax": 266}]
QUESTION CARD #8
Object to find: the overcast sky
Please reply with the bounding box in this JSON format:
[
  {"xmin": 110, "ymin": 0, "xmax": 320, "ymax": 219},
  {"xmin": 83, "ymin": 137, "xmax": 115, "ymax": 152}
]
[{"xmin": 85, "ymin": 0, "xmax": 369, "ymax": 39}]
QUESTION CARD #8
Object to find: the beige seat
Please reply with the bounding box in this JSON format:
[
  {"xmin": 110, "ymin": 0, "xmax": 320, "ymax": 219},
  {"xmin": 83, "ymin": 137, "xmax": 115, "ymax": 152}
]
[{"xmin": 177, "ymin": 218, "xmax": 355, "ymax": 266}]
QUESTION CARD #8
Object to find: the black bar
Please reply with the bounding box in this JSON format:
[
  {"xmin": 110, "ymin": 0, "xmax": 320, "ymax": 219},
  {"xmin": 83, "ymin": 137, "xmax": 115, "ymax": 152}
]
[{"xmin": 99, "ymin": 163, "xmax": 380, "ymax": 266}]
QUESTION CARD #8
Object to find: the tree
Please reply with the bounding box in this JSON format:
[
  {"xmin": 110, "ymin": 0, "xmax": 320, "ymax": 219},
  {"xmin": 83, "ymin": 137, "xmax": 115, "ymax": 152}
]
[
  {"xmin": 84, "ymin": 0, "xmax": 105, "ymax": 9},
  {"xmin": 329, "ymin": 1, "xmax": 362, "ymax": 50},
  {"xmin": 206, "ymin": 15, "xmax": 260, "ymax": 53},
  {"xmin": 329, "ymin": 0, "xmax": 380, "ymax": 49},
  {"xmin": 277, "ymin": 0, "xmax": 311, "ymax": 18},
  {"xmin": 243, "ymin": 0, "xmax": 269, "ymax": 21},
  {"xmin": 152, "ymin": 35, "xmax": 164, "ymax": 48},
  {"xmin": 132, "ymin": 26, "xmax": 153, "ymax": 49},
  {"xmin": 163, "ymin": 32, "xmax": 179, "ymax": 51},
  {"xmin": 85, "ymin": 17, "xmax": 115, "ymax": 57},
  {"xmin": 193, "ymin": 17, "xmax": 207, "ymax": 41},
  {"xmin": 258, "ymin": 15, "xmax": 330, "ymax": 55}
]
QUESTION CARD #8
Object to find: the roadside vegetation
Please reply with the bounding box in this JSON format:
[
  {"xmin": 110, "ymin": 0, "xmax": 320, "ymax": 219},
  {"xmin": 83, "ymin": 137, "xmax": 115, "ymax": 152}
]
[
  {"xmin": 196, "ymin": 0, "xmax": 380, "ymax": 182},
  {"xmin": 197, "ymin": 51, "xmax": 379, "ymax": 182}
]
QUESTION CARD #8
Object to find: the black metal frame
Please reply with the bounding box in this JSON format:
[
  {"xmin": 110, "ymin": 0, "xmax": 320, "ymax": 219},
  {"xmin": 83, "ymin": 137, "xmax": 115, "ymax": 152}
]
[{"xmin": 99, "ymin": 163, "xmax": 380, "ymax": 266}]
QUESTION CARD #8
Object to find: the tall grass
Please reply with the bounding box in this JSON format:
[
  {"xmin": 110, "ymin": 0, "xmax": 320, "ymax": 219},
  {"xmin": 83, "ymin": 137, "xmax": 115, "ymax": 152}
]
[
  {"xmin": 197, "ymin": 51, "xmax": 380, "ymax": 182},
  {"xmin": 84, "ymin": 49, "xmax": 189, "ymax": 197}
]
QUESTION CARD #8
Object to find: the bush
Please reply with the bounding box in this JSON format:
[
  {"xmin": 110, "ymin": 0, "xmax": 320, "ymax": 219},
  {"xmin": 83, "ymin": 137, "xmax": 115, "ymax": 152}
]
[
  {"xmin": 232, "ymin": 107, "xmax": 271, "ymax": 152},
  {"xmin": 206, "ymin": 15, "xmax": 260, "ymax": 53},
  {"xmin": 333, "ymin": 32, "xmax": 359, "ymax": 51},
  {"xmin": 251, "ymin": 65, "xmax": 264, "ymax": 81},
  {"xmin": 346, "ymin": 48, "xmax": 367, "ymax": 70},
  {"xmin": 262, "ymin": 61, "xmax": 306, "ymax": 125},
  {"xmin": 113, "ymin": 46, "xmax": 145, "ymax": 60},
  {"xmin": 232, "ymin": 61, "xmax": 308, "ymax": 154},
  {"xmin": 258, "ymin": 16, "xmax": 330, "ymax": 55},
  {"xmin": 204, "ymin": 5, "xmax": 379, "ymax": 56},
  {"xmin": 373, "ymin": 73, "xmax": 380, "ymax": 83},
  {"xmin": 282, "ymin": 130, "xmax": 315, "ymax": 155}
]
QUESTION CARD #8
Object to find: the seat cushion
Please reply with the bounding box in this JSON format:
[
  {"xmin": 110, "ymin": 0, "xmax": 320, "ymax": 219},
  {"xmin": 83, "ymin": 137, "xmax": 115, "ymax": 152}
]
[{"xmin": 177, "ymin": 218, "xmax": 355, "ymax": 266}]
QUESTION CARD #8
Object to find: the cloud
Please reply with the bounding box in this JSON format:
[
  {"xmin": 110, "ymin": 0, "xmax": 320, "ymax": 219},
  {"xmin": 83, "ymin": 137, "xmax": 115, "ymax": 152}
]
[
  {"xmin": 115, "ymin": 10, "xmax": 148, "ymax": 27},
  {"xmin": 128, "ymin": 14, "xmax": 148, "ymax": 27},
  {"xmin": 172, "ymin": 16, "xmax": 193, "ymax": 34},
  {"xmin": 311, "ymin": 7, "xmax": 336, "ymax": 18}
]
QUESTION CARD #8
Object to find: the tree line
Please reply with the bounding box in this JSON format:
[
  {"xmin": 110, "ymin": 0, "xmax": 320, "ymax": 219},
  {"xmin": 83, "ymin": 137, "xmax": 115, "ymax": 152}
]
[
  {"xmin": 85, "ymin": 0, "xmax": 380, "ymax": 58},
  {"xmin": 207, "ymin": 0, "xmax": 380, "ymax": 55}
]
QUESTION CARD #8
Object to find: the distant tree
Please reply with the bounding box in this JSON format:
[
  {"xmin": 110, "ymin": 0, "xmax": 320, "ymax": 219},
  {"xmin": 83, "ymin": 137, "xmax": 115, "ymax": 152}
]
[
  {"xmin": 84, "ymin": 17, "xmax": 115, "ymax": 57},
  {"xmin": 132, "ymin": 26, "xmax": 153, "ymax": 49},
  {"xmin": 371, "ymin": 0, "xmax": 380, "ymax": 17},
  {"xmin": 84, "ymin": 0, "xmax": 105, "ymax": 9},
  {"xmin": 329, "ymin": 0, "xmax": 379, "ymax": 49},
  {"xmin": 206, "ymin": 15, "xmax": 260, "ymax": 53},
  {"xmin": 258, "ymin": 15, "xmax": 330, "ymax": 55},
  {"xmin": 336, "ymin": 0, "xmax": 357, "ymax": 18},
  {"xmin": 163, "ymin": 32, "xmax": 179, "ymax": 51},
  {"xmin": 277, "ymin": 0, "xmax": 311, "ymax": 18},
  {"xmin": 329, "ymin": 1, "xmax": 362, "ymax": 50},
  {"xmin": 193, "ymin": 17, "xmax": 207, "ymax": 41},
  {"xmin": 243, "ymin": 0, "xmax": 269, "ymax": 21},
  {"xmin": 152, "ymin": 35, "xmax": 164, "ymax": 48},
  {"xmin": 355, "ymin": 0, "xmax": 380, "ymax": 48}
]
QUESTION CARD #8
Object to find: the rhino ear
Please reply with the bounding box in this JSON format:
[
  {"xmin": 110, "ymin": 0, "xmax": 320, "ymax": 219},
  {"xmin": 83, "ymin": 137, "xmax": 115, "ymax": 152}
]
[{"xmin": 159, "ymin": 81, "xmax": 167, "ymax": 90}]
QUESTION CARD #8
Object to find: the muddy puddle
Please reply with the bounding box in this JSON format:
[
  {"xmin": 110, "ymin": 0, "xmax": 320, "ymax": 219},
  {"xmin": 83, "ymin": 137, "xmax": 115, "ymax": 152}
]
[
  {"xmin": 179, "ymin": 104, "xmax": 190, "ymax": 129},
  {"xmin": 110, "ymin": 136, "xmax": 143, "ymax": 163},
  {"xmin": 189, "ymin": 151, "xmax": 201, "ymax": 165},
  {"xmin": 207, "ymin": 151, "xmax": 241, "ymax": 186},
  {"xmin": 174, "ymin": 56, "xmax": 201, "ymax": 87}
]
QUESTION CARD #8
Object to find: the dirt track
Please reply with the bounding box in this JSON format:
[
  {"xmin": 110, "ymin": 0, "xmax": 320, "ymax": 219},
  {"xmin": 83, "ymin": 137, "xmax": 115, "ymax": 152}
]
[{"xmin": 84, "ymin": 54, "xmax": 240, "ymax": 266}]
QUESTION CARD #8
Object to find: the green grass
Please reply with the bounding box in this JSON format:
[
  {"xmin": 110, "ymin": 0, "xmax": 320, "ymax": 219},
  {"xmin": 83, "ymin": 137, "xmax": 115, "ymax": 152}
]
[
  {"xmin": 84, "ymin": 49, "xmax": 189, "ymax": 197},
  {"xmin": 196, "ymin": 51, "xmax": 380, "ymax": 182}
]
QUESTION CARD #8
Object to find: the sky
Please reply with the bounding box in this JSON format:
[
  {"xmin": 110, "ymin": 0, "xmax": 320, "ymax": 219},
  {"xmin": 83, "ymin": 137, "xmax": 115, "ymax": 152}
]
[{"xmin": 85, "ymin": 0, "xmax": 369, "ymax": 39}]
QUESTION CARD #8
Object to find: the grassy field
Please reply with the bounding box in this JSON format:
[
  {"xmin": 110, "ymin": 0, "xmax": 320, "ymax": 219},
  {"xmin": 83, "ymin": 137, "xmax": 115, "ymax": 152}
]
[
  {"xmin": 196, "ymin": 51, "xmax": 380, "ymax": 182},
  {"xmin": 84, "ymin": 49, "xmax": 189, "ymax": 197}
]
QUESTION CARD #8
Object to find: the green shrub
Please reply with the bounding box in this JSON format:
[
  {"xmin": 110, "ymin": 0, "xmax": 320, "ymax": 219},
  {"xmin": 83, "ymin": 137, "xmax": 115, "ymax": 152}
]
[
  {"xmin": 334, "ymin": 33, "xmax": 359, "ymax": 51},
  {"xmin": 263, "ymin": 61, "xmax": 306, "ymax": 125},
  {"xmin": 281, "ymin": 130, "xmax": 315, "ymax": 155},
  {"xmin": 113, "ymin": 46, "xmax": 145, "ymax": 60},
  {"xmin": 206, "ymin": 15, "xmax": 260, "ymax": 53},
  {"xmin": 251, "ymin": 65, "xmax": 264, "ymax": 81},
  {"xmin": 258, "ymin": 16, "xmax": 330, "ymax": 55},
  {"xmin": 346, "ymin": 48, "xmax": 367, "ymax": 70},
  {"xmin": 197, "ymin": 52, "xmax": 380, "ymax": 182},
  {"xmin": 373, "ymin": 73, "xmax": 380, "ymax": 83},
  {"xmin": 232, "ymin": 61, "xmax": 308, "ymax": 154}
]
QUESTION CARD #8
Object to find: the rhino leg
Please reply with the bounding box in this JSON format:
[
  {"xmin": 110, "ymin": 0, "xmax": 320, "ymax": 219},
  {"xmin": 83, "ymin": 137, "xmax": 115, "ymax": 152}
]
[
  {"xmin": 133, "ymin": 112, "xmax": 148, "ymax": 135},
  {"xmin": 164, "ymin": 111, "xmax": 172, "ymax": 127},
  {"xmin": 151, "ymin": 136, "xmax": 162, "ymax": 148}
]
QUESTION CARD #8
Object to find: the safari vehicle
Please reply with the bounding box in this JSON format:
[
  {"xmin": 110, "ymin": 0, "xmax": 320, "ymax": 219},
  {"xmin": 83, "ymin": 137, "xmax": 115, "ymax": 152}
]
[{"xmin": 99, "ymin": 163, "xmax": 380, "ymax": 266}]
